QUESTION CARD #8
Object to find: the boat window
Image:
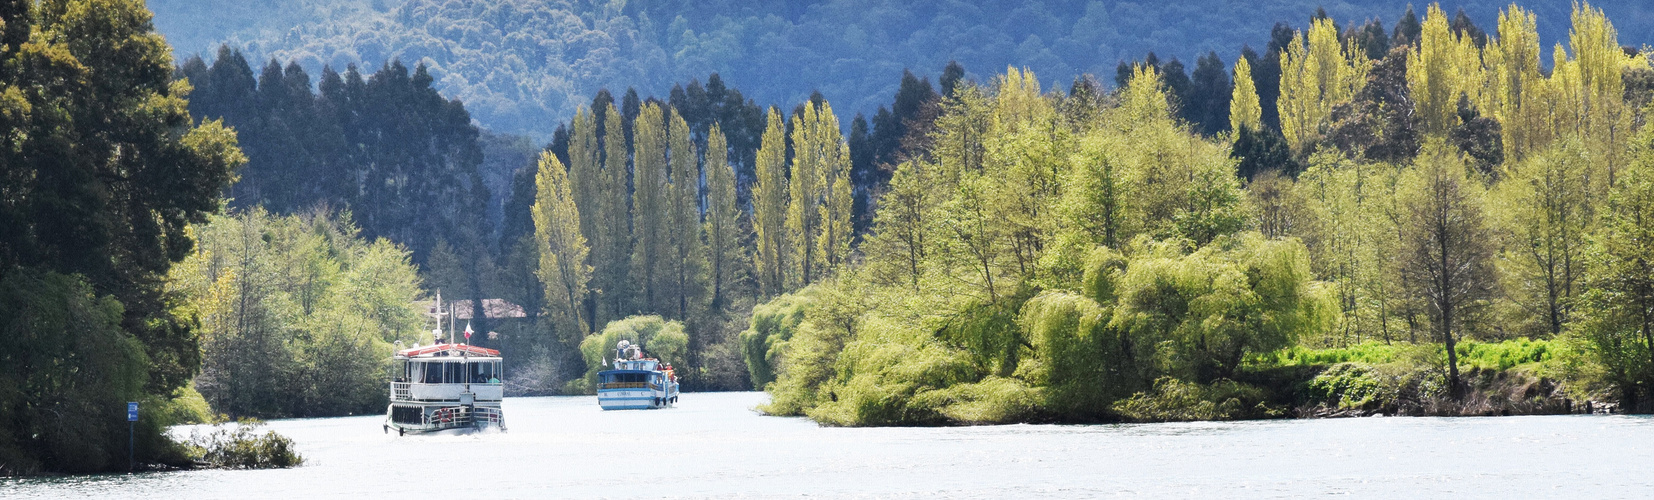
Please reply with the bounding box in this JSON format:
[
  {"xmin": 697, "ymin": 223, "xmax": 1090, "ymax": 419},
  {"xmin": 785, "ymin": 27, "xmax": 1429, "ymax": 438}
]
[
  {"xmin": 421, "ymin": 362, "xmax": 442, "ymax": 384},
  {"xmin": 469, "ymin": 361, "xmax": 495, "ymax": 383},
  {"xmin": 444, "ymin": 362, "xmax": 462, "ymax": 383}
]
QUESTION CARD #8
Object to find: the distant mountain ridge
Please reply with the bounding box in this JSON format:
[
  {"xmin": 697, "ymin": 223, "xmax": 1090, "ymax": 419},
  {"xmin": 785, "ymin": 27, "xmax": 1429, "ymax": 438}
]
[{"xmin": 148, "ymin": 0, "xmax": 1654, "ymax": 140}]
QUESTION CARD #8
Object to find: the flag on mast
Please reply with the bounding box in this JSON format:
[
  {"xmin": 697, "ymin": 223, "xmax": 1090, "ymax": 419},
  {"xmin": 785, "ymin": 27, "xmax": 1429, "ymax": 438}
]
[{"xmin": 464, "ymin": 321, "xmax": 474, "ymax": 341}]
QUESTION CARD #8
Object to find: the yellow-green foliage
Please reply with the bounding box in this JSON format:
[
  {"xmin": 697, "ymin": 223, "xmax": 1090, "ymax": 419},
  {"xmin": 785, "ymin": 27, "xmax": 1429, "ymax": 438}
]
[
  {"xmin": 1112, "ymin": 377, "xmax": 1280, "ymax": 422},
  {"xmin": 183, "ymin": 419, "xmax": 303, "ymax": 469},
  {"xmin": 799, "ymin": 315, "xmax": 980, "ymax": 426},
  {"xmin": 911, "ymin": 376, "xmax": 1041, "ymax": 425},
  {"xmin": 1112, "ymin": 233, "xmax": 1334, "ymax": 382},
  {"xmin": 154, "ymin": 386, "xmax": 215, "ymax": 426},
  {"xmin": 574, "ymin": 315, "xmax": 688, "ymax": 393},
  {"xmin": 170, "ymin": 208, "xmax": 425, "ymax": 419},
  {"xmin": 738, "ymin": 290, "xmax": 815, "ymax": 389}
]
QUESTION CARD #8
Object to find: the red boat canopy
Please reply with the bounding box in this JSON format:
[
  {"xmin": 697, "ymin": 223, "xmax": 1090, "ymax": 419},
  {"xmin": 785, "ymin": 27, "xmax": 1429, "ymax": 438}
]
[{"xmin": 396, "ymin": 343, "xmax": 500, "ymax": 358}]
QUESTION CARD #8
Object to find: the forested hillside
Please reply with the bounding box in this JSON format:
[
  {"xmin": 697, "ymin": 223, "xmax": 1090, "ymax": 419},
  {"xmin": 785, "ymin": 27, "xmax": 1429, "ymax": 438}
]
[{"xmin": 147, "ymin": 0, "xmax": 1654, "ymax": 139}]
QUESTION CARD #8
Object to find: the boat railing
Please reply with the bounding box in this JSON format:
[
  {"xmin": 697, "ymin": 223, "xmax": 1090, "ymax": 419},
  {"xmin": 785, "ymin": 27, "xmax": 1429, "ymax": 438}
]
[
  {"xmin": 599, "ymin": 382, "xmax": 651, "ymax": 390},
  {"xmin": 392, "ymin": 382, "xmax": 411, "ymax": 400}
]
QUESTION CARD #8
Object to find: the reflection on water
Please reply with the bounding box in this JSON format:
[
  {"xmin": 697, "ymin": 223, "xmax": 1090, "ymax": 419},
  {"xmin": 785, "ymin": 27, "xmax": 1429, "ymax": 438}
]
[{"xmin": 4, "ymin": 392, "xmax": 1653, "ymax": 498}]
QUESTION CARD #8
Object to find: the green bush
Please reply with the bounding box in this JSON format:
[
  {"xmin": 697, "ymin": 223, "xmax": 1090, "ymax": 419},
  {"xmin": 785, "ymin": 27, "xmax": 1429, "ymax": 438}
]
[
  {"xmin": 184, "ymin": 419, "xmax": 303, "ymax": 469},
  {"xmin": 1112, "ymin": 377, "xmax": 1281, "ymax": 422},
  {"xmin": 912, "ymin": 376, "xmax": 1041, "ymax": 425},
  {"xmin": 573, "ymin": 316, "xmax": 688, "ymax": 393},
  {"xmin": 1304, "ymin": 363, "xmax": 1399, "ymax": 411},
  {"xmin": 738, "ymin": 291, "xmax": 814, "ymax": 389},
  {"xmin": 1456, "ymin": 339, "xmax": 1552, "ymax": 372},
  {"xmin": 0, "ymin": 269, "xmax": 155, "ymax": 474}
]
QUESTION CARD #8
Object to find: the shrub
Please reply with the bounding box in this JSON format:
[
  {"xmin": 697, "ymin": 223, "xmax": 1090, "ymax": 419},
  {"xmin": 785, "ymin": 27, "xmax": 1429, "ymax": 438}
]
[
  {"xmin": 184, "ymin": 419, "xmax": 303, "ymax": 469},
  {"xmin": 573, "ymin": 316, "xmax": 688, "ymax": 393},
  {"xmin": 1112, "ymin": 377, "xmax": 1282, "ymax": 422},
  {"xmin": 738, "ymin": 291, "xmax": 814, "ymax": 389}
]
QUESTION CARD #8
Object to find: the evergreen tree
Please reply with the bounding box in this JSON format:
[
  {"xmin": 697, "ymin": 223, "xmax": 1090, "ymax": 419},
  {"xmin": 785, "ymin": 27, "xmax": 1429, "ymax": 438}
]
[
  {"xmin": 940, "ymin": 61, "xmax": 967, "ymax": 99},
  {"xmin": 1393, "ymin": 5, "xmax": 1423, "ymax": 47},
  {"xmin": 1188, "ymin": 51, "xmax": 1232, "ymax": 136},
  {"xmin": 1257, "ymin": 23, "xmax": 1296, "ymax": 131},
  {"xmin": 1348, "ymin": 18, "xmax": 1391, "ymax": 61}
]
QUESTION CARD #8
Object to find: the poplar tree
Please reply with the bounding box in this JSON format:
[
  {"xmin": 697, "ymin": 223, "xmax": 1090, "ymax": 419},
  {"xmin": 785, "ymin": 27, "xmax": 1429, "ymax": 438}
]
[
  {"xmin": 753, "ymin": 107, "xmax": 790, "ymax": 296},
  {"xmin": 704, "ymin": 123, "xmax": 743, "ymax": 310},
  {"xmin": 632, "ymin": 103, "xmax": 668, "ymax": 312},
  {"xmin": 814, "ymin": 103, "xmax": 854, "ymax": 275},
  {"xmin": 532, "ymin": 151, "xmax": 592, "ymax": 341},
  {"xmin": 1279, "ymin": 17, "xmax": 1367, "ymax": 153},
  {"xmin": 665, "ymin": 108, "xmax": 708, "ymax": 320},
  {"xmin": 1485, "ymin": 5, "xmax": 1542, "ymax": 162},
  {"xmin": 598, "ymin": 103, "xmax": 632, "ymax": 321},
  {"xmin": 1568, "ymin": 2, "xmax": 1632, "ymax": 187},
  {"xmin": 786, "ymin": 103, "xmax": 825, "ymax": 286},
  {"xmin": 567, "ymin": 108, "xmax": 603, "ymax": 328},
  {"xmin": 1230, "ymin": 56, "xmax": 1263, "ymax": 132},
  {"xmin": 1409, "ymin": 5, "xmax": 1480, "ymax": 137}
]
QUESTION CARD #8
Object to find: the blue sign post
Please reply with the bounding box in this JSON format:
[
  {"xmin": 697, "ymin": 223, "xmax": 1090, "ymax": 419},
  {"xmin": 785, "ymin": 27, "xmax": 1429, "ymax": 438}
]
[{"xmin": 127, "ymin": 402, "xmax": 138, "ymax": 472}]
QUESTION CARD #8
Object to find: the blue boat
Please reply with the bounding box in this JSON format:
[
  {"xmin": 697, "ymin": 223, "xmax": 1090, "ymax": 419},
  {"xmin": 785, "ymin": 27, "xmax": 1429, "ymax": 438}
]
[{"xmin": 597, "ymin": 340, "xmax": 679, "ymax": 410}]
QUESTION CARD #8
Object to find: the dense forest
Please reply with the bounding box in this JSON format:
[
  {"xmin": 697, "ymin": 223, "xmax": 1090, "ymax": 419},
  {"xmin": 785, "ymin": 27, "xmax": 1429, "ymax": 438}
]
[
  {"xmin": 5, "ymin": 0, "xmax": 1654, "ymax": 476},
  {"xmin": 146, "ymin": 0, "xmax": 1654, "ymax": 140},
  {"xmin": 733, "ymin": 4, "xmax": 1654, "ymax": 425},
  {"xmin": 0, "ymin": 0, "xmax": 243, "ymax": 473}
]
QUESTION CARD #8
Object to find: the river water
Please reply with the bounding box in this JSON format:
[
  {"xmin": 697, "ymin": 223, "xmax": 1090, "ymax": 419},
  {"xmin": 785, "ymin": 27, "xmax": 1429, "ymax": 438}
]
[{"xmin": 5, "ymin": 391, "xmax": 1653, "ymax": 498}]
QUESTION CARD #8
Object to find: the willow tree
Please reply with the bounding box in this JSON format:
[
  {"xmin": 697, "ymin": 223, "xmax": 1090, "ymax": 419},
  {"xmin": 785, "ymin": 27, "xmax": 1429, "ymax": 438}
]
[
  {"xmin": 533, "ymin": 151, "xmax": 591, "ymax": 342},
  {"xmin": 704, "ymin": 123, "xmax": 743, "ymax": 310},
  {"xmin": 1230, "ymin": 56, "xmax": 1263, "ymax": 133},
  {"xmin": 753, "ymin": 107, "xmax": 789, "ymax": 295}
]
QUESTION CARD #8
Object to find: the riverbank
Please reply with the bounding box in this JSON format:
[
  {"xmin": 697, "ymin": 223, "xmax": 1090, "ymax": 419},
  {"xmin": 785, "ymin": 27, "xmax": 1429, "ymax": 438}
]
[
  {"xmin": 762, "ymin": 333, "xmax": 1616, "ymax": 426},
  {"xmin": 4, "ymin": 393, "xmax": 1651, "ymax": 499}
]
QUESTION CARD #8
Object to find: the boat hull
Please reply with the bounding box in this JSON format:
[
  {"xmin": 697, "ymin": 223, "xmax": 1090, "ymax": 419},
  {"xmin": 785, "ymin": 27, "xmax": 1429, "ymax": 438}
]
[
  {"xmin": 597, "ymin": 388, "xmax": 677, "ymax": 410},
  {"xmin": 384, "ymin": 401, "xmax": 505, "ymax": 434}
]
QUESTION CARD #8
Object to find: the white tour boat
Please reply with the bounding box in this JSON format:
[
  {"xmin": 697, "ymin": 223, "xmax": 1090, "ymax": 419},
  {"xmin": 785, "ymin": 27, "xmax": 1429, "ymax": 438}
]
[
  {"xmin": 596, "ymin": 340, "xmax": 679, "ymax": 410},
  {"xmin": 384, "ymin": 294, "xmax": 505, "ymax": 435}
]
